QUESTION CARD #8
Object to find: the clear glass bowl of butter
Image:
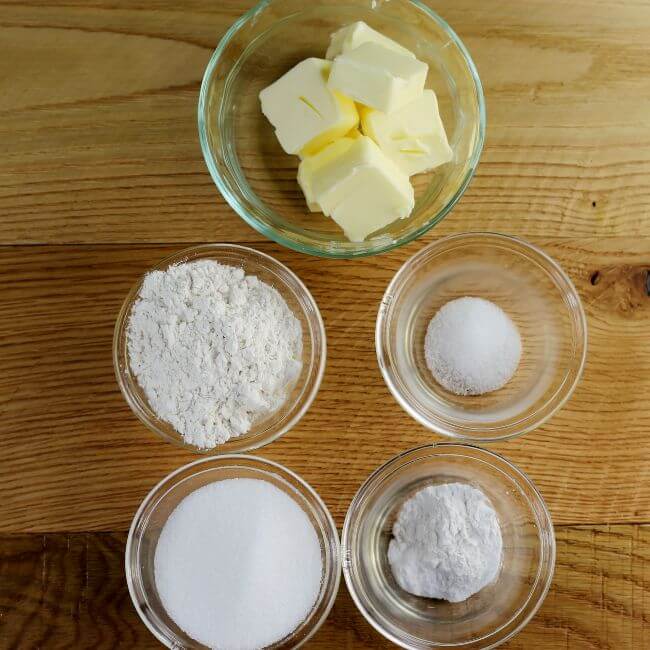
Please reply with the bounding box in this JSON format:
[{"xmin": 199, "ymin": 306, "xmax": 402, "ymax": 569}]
[{"xmin": 198, "ymin": 0, "xmax": 485, "ymax": 258}]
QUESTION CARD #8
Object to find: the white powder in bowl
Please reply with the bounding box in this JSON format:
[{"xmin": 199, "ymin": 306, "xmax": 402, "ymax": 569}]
[
  {"xmin": 154, "ymin": 479, "xmax": 323, "ymax": 649},
  {"xmin": 388, "ymin": 483, "xmax": 503, "ymax": 603},
  {"xmin": 126, "ymin": 259, "xmax": 303, "ymax": 448},
  {"xmin": 424, "ymin": 296, "xmax": 521, "ymax": 396}
]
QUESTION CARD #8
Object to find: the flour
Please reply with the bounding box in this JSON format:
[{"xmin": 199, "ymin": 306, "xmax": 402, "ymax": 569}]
[
  {"xmin": 388, "ymin": 482, "xmax": 502, "ymax": 602},
  {"xmin": 126, "ymin": 260, "xmax": 302, "ymax": 448}
]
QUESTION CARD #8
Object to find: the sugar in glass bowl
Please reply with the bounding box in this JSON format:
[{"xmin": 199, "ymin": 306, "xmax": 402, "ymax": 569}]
[
  {"xmin": 126, "ymin": 455, "xmax": 341, "ymax": 649},
  {"xmin": 198, "ymin": 0, "xmax": 485, "ymax": 258},
  {"xmin": 113, "ymin": 244, "xmax": 326, "ymax": 454},
  {"xmin": 376, "ymin": 232, "xmax": 587, "ymax": 441},
  {"xmin": 342, "ymin": 443, "xmax": 556, "ymax": 649}
]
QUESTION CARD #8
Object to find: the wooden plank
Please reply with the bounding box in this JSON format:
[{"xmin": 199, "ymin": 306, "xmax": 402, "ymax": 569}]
[
  {"xmin": 1, "ymin": 239, "xmax": 649, "ymax": 532},
  {"xmin": 0, "ymin": 532, "xmax": 156, "ymax": 648},
  {"xmin": 0, "ymin": 525, "xmax": 647, "ymax": 648},
  {"xmin": 1, "ymin": 0, "xmax": 650, "ymax": 244},
  {"xmin": 0, "ymin": 1, "xmax": 647, "ymax": 648}
]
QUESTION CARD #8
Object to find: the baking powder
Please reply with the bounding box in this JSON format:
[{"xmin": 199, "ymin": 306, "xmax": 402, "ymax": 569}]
[{"xmin": 388, "ymin": 482, "xmax": 503, "ymax": 602}]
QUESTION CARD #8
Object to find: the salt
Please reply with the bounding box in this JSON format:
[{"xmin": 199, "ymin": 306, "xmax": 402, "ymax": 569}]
[
  {"xmin": 424, "ymin": 296, "xmax": 521, "ymax": 396},
  {"xmin": 154, "ymin": 479, "xmax": 323, "ymax": 649}
]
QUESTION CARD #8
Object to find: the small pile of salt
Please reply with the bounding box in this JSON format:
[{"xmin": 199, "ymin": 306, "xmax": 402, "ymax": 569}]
[
  {"xmin": 154, "ymin": 479, "xmax": 323, "ymax": 650},
  {"xmin": 424, "ymin": 296, "xmax": 521, "ymax": 396}
]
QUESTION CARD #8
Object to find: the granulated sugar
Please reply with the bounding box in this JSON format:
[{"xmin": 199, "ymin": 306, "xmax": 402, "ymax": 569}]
[
  {"xmin": 388, "ymin": 483, "xmax": 503, "ymax": 602},
  {"xmin": 154, "ymin": 478, "xmax": 323, "ymax": 649},
  {"xmin": 424, "ymin": 297, "xmax": 521, "ymax": 396},
  {"xmin": 126, "ymin": 260, "xmax": 302, "ymax": 448}
]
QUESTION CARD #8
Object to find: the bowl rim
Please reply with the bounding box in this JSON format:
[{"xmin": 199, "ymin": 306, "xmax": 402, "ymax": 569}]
[
  {"xmin": 113, "ymin": 243, "xmax": 327, "ymax": 454},
  {"xmin": 341, "ymin": 442, "xmax": 557, "ymax": 650},
  {"xmin": 375, "ymin": 231, "xmax": 588, "ymax": 441},
  {"xmin": 125, "ymin": 454, "xmax": 342, "ymax": 649},
  {"xmin": 197, "ymin": 0, "xmax": 486, "ymax": 259}
]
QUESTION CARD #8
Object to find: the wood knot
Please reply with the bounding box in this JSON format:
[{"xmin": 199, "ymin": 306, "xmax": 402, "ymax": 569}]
[{"xmin": 589, "ymin": 266, "xmax": 650, "ymax": 316}]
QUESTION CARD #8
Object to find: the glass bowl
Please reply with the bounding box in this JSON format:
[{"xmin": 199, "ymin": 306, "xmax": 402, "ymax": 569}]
[
  {"xmin": 376, "ymin": 232, "xmax": 587, "ymax": 441},
  {"xmin": 126, "ymin": 455, "xmax": 341, "ymax": 649},
  {"xmin": 113, "ymin": 244, "xmax": 326, "ymax": 453},
  {"xmin": 342, "ymin": 443, "xmax": 555, "ymax": 650},
  {"xmin": 198, "ymin": 0, "xmax": 485, "ymax": 258}
]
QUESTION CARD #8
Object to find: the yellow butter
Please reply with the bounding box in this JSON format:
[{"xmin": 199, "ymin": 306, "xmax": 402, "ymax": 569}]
[
  {"xmin": 259, "ymin": 58, "xmax": 358, "ymax": 155},
  {"xmin": 326, "ymin": 21, "xmax": 415, "ymax": 60},
  {"xmin": 361, "ymin": 89, "xmax": 452, "ymax": 176},
  {"xmin": 344, "ymin": 127, "xmax": 363, "ymax": 139},
  {"xmin": 300, "ymin": 136, "xmax": 414, "ymax": 242},
  {"xmin": 297, "ymin": 137, "xmax": 359, "ymax": 212},
  {"xmin": 328, "ymin": 43, "xmax": 427, "ymax": 113}
]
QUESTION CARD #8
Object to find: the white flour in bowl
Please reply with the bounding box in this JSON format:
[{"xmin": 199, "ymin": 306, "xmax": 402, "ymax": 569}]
[{"xmin": 126, "ymin": 259, "xmax": 302, "ymax": 448}]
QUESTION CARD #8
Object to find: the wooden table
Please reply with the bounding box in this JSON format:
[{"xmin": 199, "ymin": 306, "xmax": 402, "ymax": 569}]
[{"xmin": 1, "ymin": 0, "xmax": 649, "ymax": 647}]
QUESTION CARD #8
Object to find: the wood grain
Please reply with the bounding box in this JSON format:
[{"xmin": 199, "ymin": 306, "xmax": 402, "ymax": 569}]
[
  {"xmin": 0, "ymin": 526, "xmax": 647, "ymax": 648},
  {"xmin": 1, "ymin": 239, "xmax": 650, "ymax": 532},
  {"xmin": 1, "ymin": 0, "xmax": 650, "ymax": 243},
  {"xmin": 1, "ymin": 0, "xmax": 650, "ymax": 646}
]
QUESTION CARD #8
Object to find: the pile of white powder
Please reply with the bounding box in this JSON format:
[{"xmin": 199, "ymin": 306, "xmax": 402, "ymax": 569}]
[
  {"xmin": 424, "ymin": 297, "xmax": 522, "ymax": 396},
  {"xmin": 388, "ymin": 482, "xmax": 503, "ymax": 603},
  {"xmin": 154, "ymin": 479, "xmax": 323, "ymax": 649},
  {"xmin": 127, "ymin": 260, "xmax": 302, "ymax": 448}
]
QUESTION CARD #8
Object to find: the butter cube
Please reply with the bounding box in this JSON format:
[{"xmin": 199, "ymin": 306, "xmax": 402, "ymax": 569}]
[
  {"xmin": 259, "ymin": 58, "xmax": 359, "ymax": 155},
  {"xmin": 297, "ymin": 136, "xmax": 358, "ymax": 212},
  {"xmin": 326, "ymin": 21, "xmax": 415, "ymax": 60},
  {"xmin": 328, "ymin": 43, "xmax": 427, "ymax": 113},
  {"xmin": 301, "ymin": 136, "xmax": 414, "ymax": 241},
  {"xmin": 361, "ymin": 90, "xmax": 453, "ymax": 176}
]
